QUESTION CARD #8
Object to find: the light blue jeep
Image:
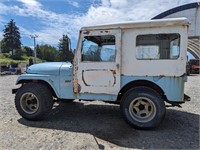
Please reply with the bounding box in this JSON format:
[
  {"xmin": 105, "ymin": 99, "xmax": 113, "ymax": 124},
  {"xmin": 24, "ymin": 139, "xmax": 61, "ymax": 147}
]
[{"xmin": 13, "ymin": 18, "xmax": 191, "ymax": 129}]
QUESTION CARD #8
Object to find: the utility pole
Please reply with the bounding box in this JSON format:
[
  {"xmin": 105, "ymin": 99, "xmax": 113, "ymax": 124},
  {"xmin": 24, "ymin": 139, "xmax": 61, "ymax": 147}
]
[{"xmin": 30, "ymin": 35, "xmax": 38, "ymax": 64}]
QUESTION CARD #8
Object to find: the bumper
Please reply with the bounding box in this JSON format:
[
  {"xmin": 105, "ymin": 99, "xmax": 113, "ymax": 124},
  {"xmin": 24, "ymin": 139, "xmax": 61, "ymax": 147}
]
[
  {"xmin": 12, "ymin": 88, "xmax": 19, "ymax": 94},
  {"xmin": 184, "ymin": 94, "xmax": 191, "ymax": 102}
]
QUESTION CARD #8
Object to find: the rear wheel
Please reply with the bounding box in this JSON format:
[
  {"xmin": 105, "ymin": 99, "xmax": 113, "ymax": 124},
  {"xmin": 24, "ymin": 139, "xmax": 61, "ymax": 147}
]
[
  {"xmin": 15, "ymin": 83, "xmax": 53, "ymax": 120},
  {"xmin": 120, "ymin": 86, "xmax": 166, "ymax": 129}
]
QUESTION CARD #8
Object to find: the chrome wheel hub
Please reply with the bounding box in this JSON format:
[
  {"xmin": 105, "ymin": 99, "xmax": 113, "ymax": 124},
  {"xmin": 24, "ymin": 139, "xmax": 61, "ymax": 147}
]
[
  {"xmin": 129, "ymin": 97, "xmax": 156, "ymax": 123},
  {"xmin": 20, "ymin": 93, "xmax": 39, "ymax": 114}
]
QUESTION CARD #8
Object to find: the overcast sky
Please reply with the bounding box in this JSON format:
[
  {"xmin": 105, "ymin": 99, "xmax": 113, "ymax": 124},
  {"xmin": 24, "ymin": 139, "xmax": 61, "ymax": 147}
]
[{"xmin": 0, "ymin": 0, "xmax": 199, "ymax": 49}]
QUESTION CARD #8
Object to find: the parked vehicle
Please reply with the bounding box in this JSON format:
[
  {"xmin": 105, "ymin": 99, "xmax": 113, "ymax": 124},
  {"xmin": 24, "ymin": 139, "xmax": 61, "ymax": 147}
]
[
  {"xmin": 0, "ymin": 66, "xmax": 9, "ymax": 72},
  {"xmin": 12, "ymin": 18, "xmax": 190, "ymax": 129},
  {"xmin": 189, "ymin": 59, "xmax": 200, "ymax": 74},
  {"xmin": 186, "ymin": 61, "xmax": 190, "ymax": 75}
]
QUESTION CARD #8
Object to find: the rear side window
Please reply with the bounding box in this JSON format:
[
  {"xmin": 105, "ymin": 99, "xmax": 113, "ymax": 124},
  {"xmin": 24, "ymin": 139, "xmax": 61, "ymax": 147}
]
[{"xmin": 136, "ymin": 33, "xmax": 180, "ymax": 60}]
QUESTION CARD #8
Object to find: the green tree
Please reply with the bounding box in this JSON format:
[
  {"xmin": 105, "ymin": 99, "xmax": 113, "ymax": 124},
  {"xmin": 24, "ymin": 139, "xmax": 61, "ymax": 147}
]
[
  {"xmin": 36, "ymin": 44, "xmax": 41, "ymax": 59},
  {"xmin": 2, "ymin": 19, "xmax": 22, "ymax": 59},
  {"xmin": 22, "ymin": 46, "xmax": 33, "ymax": 56},
  {"xmin": 0, "ymin": 40, "xmax": 3, "ymax": 53},
  {"xmin": 36, "ymin": 44, "xmax": 59, "ymax": 62},
  {"xmin": 58, "ymin": 34, "xmax": 74, "ymax": 62}
]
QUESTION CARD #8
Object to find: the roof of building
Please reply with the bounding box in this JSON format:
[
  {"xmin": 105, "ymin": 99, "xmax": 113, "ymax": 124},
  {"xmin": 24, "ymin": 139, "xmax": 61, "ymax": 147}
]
[{"xmin": 152, "ymin": 2, "xmax": 200, "ymax": 19}]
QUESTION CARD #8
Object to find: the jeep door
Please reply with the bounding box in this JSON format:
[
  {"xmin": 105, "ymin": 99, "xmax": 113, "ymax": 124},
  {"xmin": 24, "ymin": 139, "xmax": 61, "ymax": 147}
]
[{"xmin": 75, "ymin": 29, "xmax": 121, "ymax": 95}]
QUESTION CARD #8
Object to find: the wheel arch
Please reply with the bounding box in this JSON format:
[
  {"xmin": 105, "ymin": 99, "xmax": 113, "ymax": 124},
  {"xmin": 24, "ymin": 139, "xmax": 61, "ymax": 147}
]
[
  {"xmin": 117, "ymin": 80, "xmax": 167, "ymax": 103},
  {"xmin": 17, "ymin": 79, "xmax": 58, "ymax": 98}
]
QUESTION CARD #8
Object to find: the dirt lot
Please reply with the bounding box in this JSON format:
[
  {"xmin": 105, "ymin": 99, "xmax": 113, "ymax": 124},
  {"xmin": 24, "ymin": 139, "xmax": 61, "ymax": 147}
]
[{"xmin": 0, "ymin": 75, "xmax": 199, "ymax": 150}]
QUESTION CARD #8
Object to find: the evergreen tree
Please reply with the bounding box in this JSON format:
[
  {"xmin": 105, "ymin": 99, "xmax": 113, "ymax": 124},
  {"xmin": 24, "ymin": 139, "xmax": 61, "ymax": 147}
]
[
  {"xmin": 22, "ymin": 46, "xmax": 33, "ymax": 56},
  {"xmin": 58, "ymin": 34, "xmax": 74, "ymax": 62},
  {"xmin": 36, "ymin": 44, "xmax": 59, "ymax": 62},
  {"xmin": 36, "ymin": 44, "xmax": 41, "ymax": 59},
  {"xmin": 2, "ymin": 19, "xmax": 21, "ymax": 57},
  {"xmin": 0, "ymin": 40, "xmax": 3, "ymax": 53}
]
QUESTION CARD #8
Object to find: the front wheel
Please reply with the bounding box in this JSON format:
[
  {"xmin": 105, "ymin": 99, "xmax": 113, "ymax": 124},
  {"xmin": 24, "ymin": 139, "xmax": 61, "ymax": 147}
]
[
  {"xmin": 120, "ymin": 86, "xmax": 166, "ymax": 129},
  {"xmin": 15, "ymin": 83, "xmax": 53, "ymax": 120}
]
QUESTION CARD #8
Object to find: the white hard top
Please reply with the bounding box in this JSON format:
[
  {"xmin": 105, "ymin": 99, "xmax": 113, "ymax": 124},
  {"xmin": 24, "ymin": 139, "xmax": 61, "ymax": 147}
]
[{"xmin": 81, "ymin": 17, "xmax": 190, "ymax": 31}]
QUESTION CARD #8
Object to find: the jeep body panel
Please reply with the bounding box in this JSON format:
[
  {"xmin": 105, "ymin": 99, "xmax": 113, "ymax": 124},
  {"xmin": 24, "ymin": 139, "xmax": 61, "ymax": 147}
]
[
  {"xmin": 13, "ymin": 18, "xmax": 191, "ymax": 129},
  {"xmin": 73, "ymin": 18, "xmax": 189, "ymax": 102},
  {"xmin": 15, "ymin": 18, "xmax": 189, "ymax": 103},
  {"xmin": 121, "ymin": 76, "xmax": 185, "ymax": 102},
  {"xmin": 78, "ymin": 18, "xmax": 188, "ymax": 77},
  {"xmin": 16, "ymin": 62, "xmax": 74, "ymax": 99},
  {"xmin": 16, "ymin": 73, "xmax": 61, "ymax": 97},
  {"xmin": 74, "ymin": 29, "xmax": 121, "ymax": 95}
]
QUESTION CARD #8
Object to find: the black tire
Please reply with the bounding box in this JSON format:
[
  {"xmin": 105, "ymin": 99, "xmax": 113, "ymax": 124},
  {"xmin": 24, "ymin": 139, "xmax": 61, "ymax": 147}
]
[
  {"xmin": 15, "ymin": 83, "xmax": 53, "ymax": 121},
  {"xmin": 120, "ymin": 86, "xmax": 166, "ymax": 129}
]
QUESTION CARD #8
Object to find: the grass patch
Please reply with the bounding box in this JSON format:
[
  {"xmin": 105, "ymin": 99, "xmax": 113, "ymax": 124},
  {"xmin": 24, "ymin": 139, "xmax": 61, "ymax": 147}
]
[{"xmin": 0, "ymin": 53, "xmax": 43, "ymax": 66}]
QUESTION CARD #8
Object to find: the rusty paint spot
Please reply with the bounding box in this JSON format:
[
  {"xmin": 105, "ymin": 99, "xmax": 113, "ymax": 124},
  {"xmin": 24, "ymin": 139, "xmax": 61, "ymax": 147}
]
[
  {"xmin": 72, "ymin": 55, "xmax": 79, "ymax": 93},
  {"xmin": 73, "ymin": 79, "xmax": 79, "ymax": 93},
  {"xmin": 110, "ymin": 70, "xmax": 116, "ymax": 74},
  {"xmin": 78, "ymin": 84, "xmax": 81, "ymax": 93}
]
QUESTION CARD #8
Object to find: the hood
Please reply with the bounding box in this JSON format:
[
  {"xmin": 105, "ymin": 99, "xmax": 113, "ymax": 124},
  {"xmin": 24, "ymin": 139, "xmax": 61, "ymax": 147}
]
[{"xmin": 27, "ymin": 62, "xmax": 72, "ymax": 75}]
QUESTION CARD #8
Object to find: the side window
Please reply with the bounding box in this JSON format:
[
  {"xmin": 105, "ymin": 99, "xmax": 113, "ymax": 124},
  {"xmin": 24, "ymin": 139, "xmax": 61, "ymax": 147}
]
[
  {"xmin": 100, "ymin": 45, "xmax": 116, "ymax": 62},
  {"xmin": 136, "ymin": 33, "xmax": 180, "ymax": 60},
  {"xmin": 81, "ymin": 35, "xmax": 116, "ymax": 62}
]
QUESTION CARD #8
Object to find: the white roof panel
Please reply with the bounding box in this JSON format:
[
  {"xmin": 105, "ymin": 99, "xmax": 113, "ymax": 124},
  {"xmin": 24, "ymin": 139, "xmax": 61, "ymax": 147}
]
[{"xmin": 81, "ymin": 18, "xmax": 190, "ymax": 31}]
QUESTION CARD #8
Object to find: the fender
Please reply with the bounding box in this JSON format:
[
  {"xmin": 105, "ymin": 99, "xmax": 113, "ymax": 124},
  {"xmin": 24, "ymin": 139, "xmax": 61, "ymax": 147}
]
[{"xmin": 16, "ymin": 73, "xmax": 61, "ymax": 98}]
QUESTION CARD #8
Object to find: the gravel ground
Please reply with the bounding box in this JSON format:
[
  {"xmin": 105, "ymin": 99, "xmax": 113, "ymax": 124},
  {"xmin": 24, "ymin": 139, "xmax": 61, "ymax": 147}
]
[{"xmin": 0, "ymin": 75, "xmax": 199, "ymax": 150}]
